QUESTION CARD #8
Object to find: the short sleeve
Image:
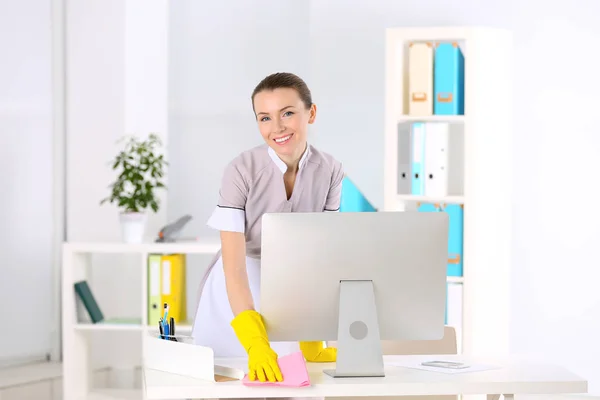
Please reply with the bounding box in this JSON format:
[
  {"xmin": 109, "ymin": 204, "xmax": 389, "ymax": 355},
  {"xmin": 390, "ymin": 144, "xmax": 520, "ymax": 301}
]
[
  {"xmin": 324, "ymin": 161, "xmax": 344, "ymax": 212},
  {"xmin": 206, "ymin": 161, "xmax": 248, "ymax": 233}
]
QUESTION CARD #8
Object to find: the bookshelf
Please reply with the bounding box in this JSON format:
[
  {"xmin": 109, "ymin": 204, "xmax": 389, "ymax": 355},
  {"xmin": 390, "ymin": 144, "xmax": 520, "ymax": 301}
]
[
  {"xmin": 61, "ymin": 241, "xmax": 220, "ymax": 400},
  {"xmin": 384, "ymin": 27, "xmax": 513, "ymax": 357}
]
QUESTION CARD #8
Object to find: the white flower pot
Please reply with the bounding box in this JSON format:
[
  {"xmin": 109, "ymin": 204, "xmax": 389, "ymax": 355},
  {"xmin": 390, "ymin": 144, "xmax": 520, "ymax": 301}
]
[{"xmin": 119, "ymin": 212, "xmax": 147, "ymax": 244}]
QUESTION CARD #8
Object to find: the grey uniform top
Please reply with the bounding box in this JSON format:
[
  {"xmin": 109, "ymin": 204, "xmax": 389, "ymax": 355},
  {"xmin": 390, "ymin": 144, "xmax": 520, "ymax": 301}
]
[{"xmin": 198, "ymin": 143, "xmax": 344, "ymax": 297}]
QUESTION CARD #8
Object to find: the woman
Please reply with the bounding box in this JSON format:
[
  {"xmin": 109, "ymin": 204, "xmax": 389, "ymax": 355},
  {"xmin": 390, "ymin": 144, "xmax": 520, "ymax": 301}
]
[{"xmin": 192, "ymin": 72, "xmax": 342, "ymax": 383}]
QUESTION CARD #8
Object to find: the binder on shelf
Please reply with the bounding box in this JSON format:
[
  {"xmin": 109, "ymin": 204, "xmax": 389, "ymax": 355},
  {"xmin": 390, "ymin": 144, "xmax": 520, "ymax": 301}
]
[
  {"xmin": 397, "ymin": 124, "xmax": 412, "ymax": 195},
  {"xmin": 74, "ymin": 280, "xmax": 104, "ymax": 323},
  {"xmin": 417, "ymin": 202, "xmax": 463, "ymax": 277},
  {"xmin": 148, "ymin": 254, "xmax": 162, "ymax": 325},
  {"xmin": 160, "ymin": 254, "xmax": 187, "ymax": 324},
  {"xmin": 408, "ymin": 42, "xmax": 434, "ymax": 116},
  {"xmin": 410, "ymin": 122, "xmax": 426, "ymax": 195},
  {"xmin": 424, "ymin": 123, "xmax": 449, "ymax": 197},
  {"xmin": 434, "ymin": 42, "xmax": 465, "ymax": 115},
  {"xmin": 416, "ymin": 202, "xmax": 440, "ymax": 213},
  {"xmin": 446, "ymin": 204, "xmax": 464, "ymax": 277}
]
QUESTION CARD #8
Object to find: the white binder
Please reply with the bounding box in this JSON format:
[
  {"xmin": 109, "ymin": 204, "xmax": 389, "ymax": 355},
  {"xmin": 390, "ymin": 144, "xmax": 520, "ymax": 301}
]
[
  {"xmin": 408, "ymin": 42, "xmax": 433, "ymax": 116},
  {"xmin": 424, "ymin": 123, "xmax": 449, "ymax": 197}
]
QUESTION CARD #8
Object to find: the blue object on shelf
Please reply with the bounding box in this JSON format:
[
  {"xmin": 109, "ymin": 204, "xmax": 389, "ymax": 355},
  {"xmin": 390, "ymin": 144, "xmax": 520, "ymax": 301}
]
[
  {"xmin": 417, "ymin": 202, "xmax": 463, "ymax": 277},
  {"xmin": 445, "ymin": 204, "xmax": 464, "ymax": 277},
  {"xmin": 339, "ymin": 176, "xmax": 377, "ymax": 212},
  {"xmin": 410, "ymin": 123, "xmax": 426, "ymax": 195},
  {"xmin": 434, "ymin": 42, "xmax": 465, "ymax": 115}
]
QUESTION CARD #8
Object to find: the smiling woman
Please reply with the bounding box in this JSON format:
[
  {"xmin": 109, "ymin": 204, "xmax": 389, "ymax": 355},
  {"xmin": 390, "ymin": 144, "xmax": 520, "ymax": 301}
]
[{"xmin": 191, "ymin": 72, "xmax": 344, "ymax": 386}]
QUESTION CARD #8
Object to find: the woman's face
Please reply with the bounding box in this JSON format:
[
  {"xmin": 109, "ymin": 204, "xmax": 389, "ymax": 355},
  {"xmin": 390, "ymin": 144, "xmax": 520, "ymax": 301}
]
[{"xmin": 253, "ymin": 87, "xmax": 316, "ymax": 162}]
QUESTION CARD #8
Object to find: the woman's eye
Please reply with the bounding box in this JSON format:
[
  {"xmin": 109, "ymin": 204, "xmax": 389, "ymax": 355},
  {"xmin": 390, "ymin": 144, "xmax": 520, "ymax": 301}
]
[
  {"xmin": 261, "ymin": 116, "xmax": 271, "ymax": 122},
  {"xmin": 283, "ymin": 111, "xmax": 294, "ymax": 117}
]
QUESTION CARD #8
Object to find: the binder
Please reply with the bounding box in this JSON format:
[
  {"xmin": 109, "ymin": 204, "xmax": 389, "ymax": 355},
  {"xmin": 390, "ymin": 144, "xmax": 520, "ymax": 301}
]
[
  {"xmin": 417, "ymin": 202, "xmax": 463, "ymax": 277},
  {"xmin": 416, "ymin": 202, "xmax": 441, "ymax": 213},
  {"xmin": 148, "ymin": 254, "xmax": 162, "ymax": 325},
  {"xmin": 410, "ymin": 123, "xmax": 426, "ymax": 195},
  {"xmin": 397, "ymin": 124, "xmax": 412, "ymax": 195},
  {"xmin": 445, "ymin": 204, "xmax": 464, "ymax": 277},
  {"xmin": 74, "ymin": 281, "xmax": 104, "ymax": 323},
  {"xmin": 408, "ymin": 42, "xmax": 434, "ymax": 116},
  {"xmin": 161, "ymin": 254, "xmax": 187, "ymax": 324},
  {"xmin": 424, "ymin": 123, "xmax": 449, "ymax": 197},
  {"xmin": 434, "ymin": 42, "xmax": 465, "ymax": 115}
]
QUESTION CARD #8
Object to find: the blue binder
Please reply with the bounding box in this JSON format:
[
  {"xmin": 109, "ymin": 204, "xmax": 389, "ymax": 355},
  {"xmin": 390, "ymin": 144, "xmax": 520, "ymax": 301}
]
[
  {"xmin": 410, "ymin": 123, "xmax": 426, "ymax": 195},
  {"xmin": 416, "ymin": 202, "xmax": 440, "ymax": 213},
  {"xmin": 434, "ymin": 42, "xmax": 465, "ymax": 115},
  {"xmin": 445, "ymin": 204, "xmax": 464, "ymax": 277},
  {"xmin": 339, "ymin": 176, "xmax": 377, "ymax": 212},
  {"xmin": 417, "ymin": 202, "xmax": 464, "ymax": 277}
]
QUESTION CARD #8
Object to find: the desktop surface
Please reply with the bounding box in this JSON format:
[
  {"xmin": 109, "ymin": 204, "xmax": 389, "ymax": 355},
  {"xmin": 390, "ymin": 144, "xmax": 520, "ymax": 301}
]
[{"xmin": 143, "ymin": 354, "xmax": 588, "ymax": 400}]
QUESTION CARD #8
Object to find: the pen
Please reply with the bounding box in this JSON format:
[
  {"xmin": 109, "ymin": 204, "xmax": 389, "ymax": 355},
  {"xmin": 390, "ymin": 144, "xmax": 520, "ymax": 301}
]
[
  {"xmin": 158, "ymin": 319, "xmax": 164, "ymax": 339},
  {"xmin": 169, "ymin": 317, "xmax": 176, "ymax": 342},
  {"xmin": 163, "ymin": 303, "xmax": 169, "ymax": 322}
]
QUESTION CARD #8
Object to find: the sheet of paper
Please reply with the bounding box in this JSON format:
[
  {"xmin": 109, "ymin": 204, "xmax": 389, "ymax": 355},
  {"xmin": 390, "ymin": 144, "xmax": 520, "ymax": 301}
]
[
  {"xmin": 387, "ymin": 358, "xmax": 501, "ymax": 374},
  {"xmin": 242, "ymin": 351, "xmax": 310, "ymax": 387}
]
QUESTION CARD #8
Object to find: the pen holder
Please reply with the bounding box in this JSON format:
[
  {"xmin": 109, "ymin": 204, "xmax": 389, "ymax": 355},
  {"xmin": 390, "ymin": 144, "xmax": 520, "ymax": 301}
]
[{"xmin": 143, "ymin": 332, "xmax": 244, "ymax": 382}]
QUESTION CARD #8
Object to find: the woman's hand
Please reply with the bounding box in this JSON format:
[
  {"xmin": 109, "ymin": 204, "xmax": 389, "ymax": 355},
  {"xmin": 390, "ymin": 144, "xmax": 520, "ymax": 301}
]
[
  {"xmin": 299, "ymin": 341, "xmax": 337, "ymax": 362},
  {"xmin": 231, "ymin": 310, "xmax": 283, "ymax": 382}
]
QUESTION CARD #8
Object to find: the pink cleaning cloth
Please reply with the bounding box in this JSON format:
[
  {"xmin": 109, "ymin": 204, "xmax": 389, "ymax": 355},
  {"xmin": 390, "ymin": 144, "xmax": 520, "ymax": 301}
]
[{"xmin": 242, "ymin": 351, "xmax": 310, "ymax": 387}]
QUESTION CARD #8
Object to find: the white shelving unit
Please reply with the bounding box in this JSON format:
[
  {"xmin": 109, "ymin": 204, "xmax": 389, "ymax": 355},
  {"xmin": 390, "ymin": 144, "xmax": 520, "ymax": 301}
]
[
  {"xmin": 384, "ymin": 27, "xmax": 513, "ymax": 357},
  {"xmin": 61, "ymin": 241, "xmax": 220, "ymax": 400}
]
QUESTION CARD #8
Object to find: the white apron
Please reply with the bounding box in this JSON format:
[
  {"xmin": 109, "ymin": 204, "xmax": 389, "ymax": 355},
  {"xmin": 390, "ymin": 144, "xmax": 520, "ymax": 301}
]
[{"xmin": 191, "ymin": 255, "xmax": 300, "ymax": 358}]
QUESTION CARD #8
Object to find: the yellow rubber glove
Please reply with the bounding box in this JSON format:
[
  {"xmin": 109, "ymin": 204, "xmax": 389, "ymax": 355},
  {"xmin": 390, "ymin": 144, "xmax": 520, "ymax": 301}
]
[
  {"xmin": 299, "ymin": 341, "xmax": 337, "ymax": 362},
  {"xmin": 230, "ymin": 310, "xmax": 283, "ymax": 382}
]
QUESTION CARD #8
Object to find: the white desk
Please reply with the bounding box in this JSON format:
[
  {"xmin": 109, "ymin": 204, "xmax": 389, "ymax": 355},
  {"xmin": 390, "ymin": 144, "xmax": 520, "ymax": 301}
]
[{"xmin": 143, "ymin": 354, "xmax": 587, "ymax": 400}]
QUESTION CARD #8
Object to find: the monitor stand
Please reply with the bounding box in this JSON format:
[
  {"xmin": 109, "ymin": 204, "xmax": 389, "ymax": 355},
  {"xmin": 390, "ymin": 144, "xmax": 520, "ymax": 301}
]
[{"xmin": 323, "ymin": 280, "xmax": 385, "ymax": 378}]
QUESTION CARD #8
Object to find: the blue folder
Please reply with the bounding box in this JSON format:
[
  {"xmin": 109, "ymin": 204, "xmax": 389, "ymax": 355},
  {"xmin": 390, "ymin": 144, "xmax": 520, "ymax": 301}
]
[
  {"xmin": 339, "ymin": 176, "xmax": 377, "ymax": 212},
  {"xmin": 434, "ymin": 42, "xmax": 465, "ymax": 115},
  {"xmin": 417, "ymin": 202, "xmax": 464, "ymax": 277},
  {"xmin": 445, "ymin": 204, "xmax": 464, "ymax": 277}
]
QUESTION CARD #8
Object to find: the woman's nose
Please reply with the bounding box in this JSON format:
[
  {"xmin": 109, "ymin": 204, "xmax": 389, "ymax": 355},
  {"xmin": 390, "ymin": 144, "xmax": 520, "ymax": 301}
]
[{"xmin": 274, "ymin": 121, "xmax": 286, "ymax": 133}]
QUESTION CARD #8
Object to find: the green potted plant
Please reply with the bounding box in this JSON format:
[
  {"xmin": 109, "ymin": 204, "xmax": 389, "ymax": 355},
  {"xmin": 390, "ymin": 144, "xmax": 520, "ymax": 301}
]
[{"xmin": 101, "ymin": 133, "xmax": 167, "ymax": 243}]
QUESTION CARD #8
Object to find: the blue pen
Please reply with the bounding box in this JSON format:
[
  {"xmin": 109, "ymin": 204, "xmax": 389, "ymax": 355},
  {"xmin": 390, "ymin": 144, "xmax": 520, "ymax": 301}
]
[{"xmin": 163, "ymin": 303, "xmax": 169, "ymax": 322}]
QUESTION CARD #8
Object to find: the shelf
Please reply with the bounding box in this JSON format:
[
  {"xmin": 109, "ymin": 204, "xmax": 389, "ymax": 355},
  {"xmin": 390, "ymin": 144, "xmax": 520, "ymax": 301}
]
[
  {"xmin": 396, "ymin": 194, "xmax": 465, "ymax": 204},
  {"xmin": 397, "ymin": 115, "xmax": 465, "ymax": 124},
  {"xmin": 75, "ymin": 320, "xmax": 193, "ymax": 333},
  {"xmin": 64, "ymin": 241, "xmax": 220, "ymax": 254},
  {"xmin": 75, "ymin": 321, "xmax": 144, "ymax": 332}
]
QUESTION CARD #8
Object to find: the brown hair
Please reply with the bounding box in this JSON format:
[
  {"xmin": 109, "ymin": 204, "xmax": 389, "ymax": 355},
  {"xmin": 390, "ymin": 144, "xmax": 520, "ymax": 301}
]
[{"xmin": 251, "ymin": 72, "xmax": 313, "ymax": 111}]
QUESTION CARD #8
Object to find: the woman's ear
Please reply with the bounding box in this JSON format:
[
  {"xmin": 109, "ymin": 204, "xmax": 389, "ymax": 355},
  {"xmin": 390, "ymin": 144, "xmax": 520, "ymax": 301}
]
[{"xmin": 308, "ymin": 103, "xmax": 317, "ymax": 124}]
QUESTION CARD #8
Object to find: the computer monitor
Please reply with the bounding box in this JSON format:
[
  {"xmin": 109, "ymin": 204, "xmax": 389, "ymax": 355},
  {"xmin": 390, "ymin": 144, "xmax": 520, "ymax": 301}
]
[{"xmin": 260, "ymin": 211, "xmax": 449, "ymax": 378}]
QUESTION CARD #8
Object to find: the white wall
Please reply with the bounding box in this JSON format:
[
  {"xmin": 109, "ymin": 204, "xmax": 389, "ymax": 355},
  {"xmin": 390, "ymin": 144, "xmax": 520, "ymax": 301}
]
[
  {"xmin": 66, "ymin": 0, "xmax": 168, "ymax": 378},
  {"xmin": 308, "ymin": 0, "xmax": 600, "ymax": 394},
  {"xmin": 0, "ymin": 0, "xmax": 55, "ymax": 366}
]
